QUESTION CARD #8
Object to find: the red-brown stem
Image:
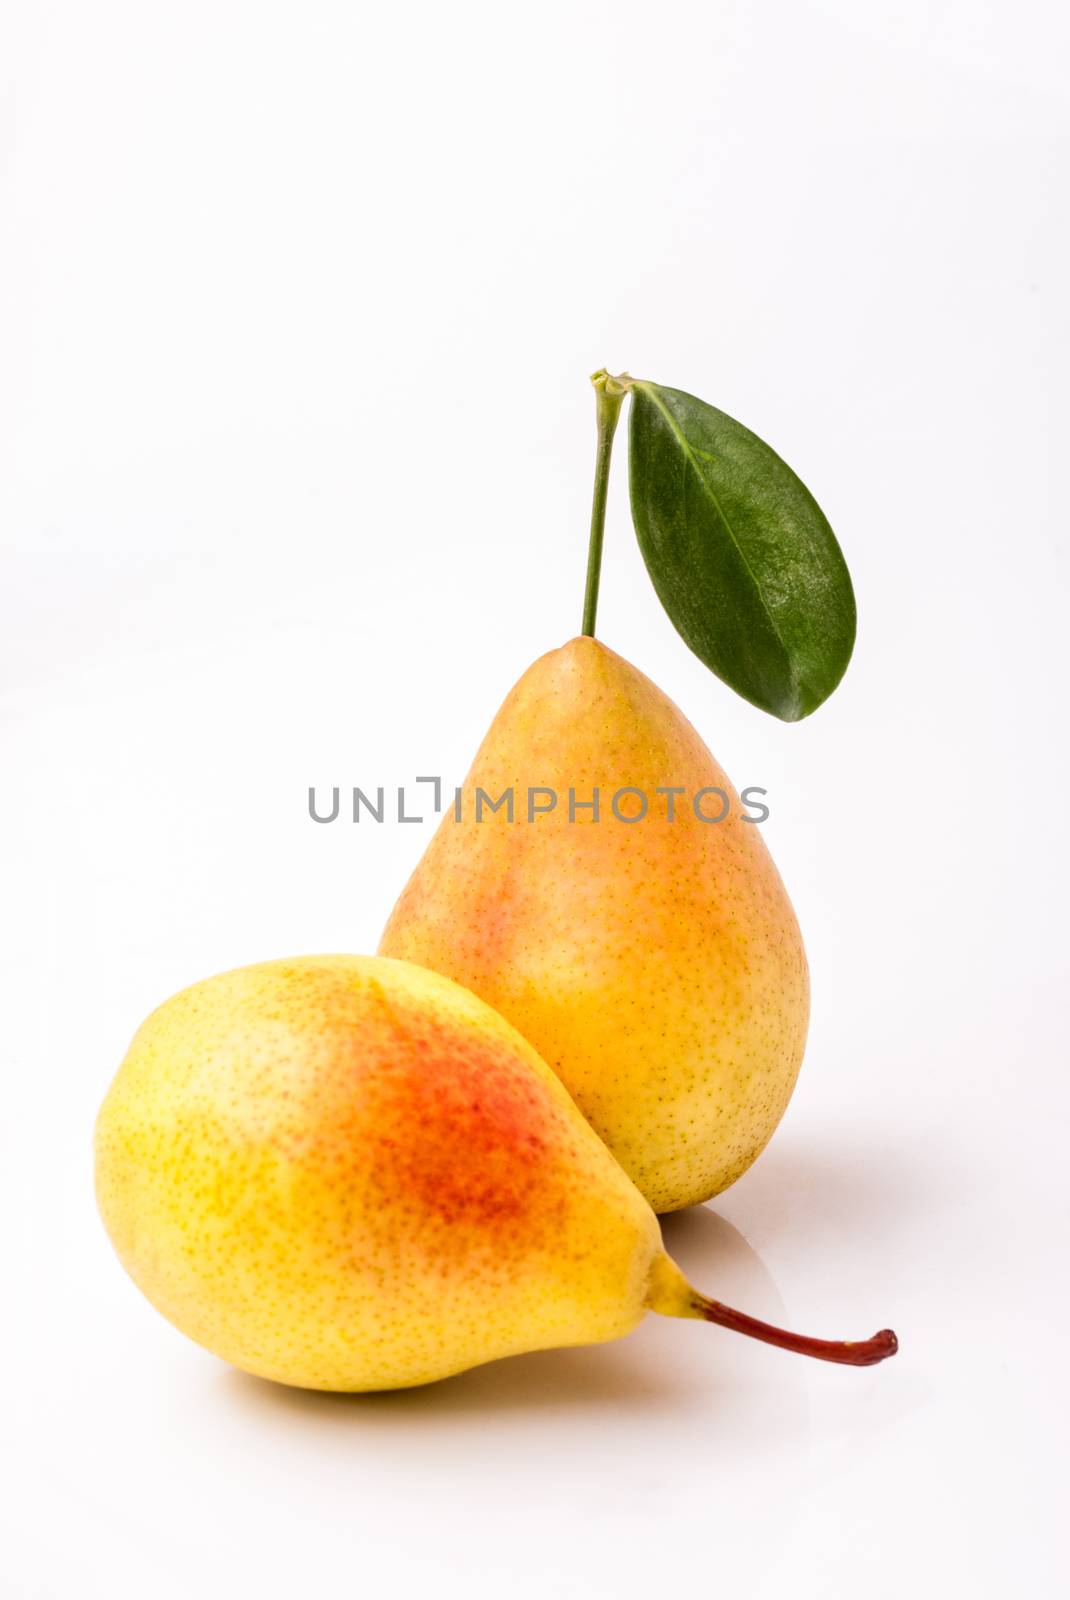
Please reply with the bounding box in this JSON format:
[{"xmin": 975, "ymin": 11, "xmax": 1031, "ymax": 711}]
[{"xmin": 692, "ymin": 1294, "xmax": 898, "ymax": 1366}]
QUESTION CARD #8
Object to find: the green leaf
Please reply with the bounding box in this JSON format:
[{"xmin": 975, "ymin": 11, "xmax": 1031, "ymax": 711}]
[{"xmin": 628, "ymin": 381, "xmax": 855, "ymax": 720}]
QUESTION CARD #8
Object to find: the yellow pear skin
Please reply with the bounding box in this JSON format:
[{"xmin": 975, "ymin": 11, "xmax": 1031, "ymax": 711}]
[
  {"xmin": 379, "ymin": 638, "xmax": 810, "ymax": 1213},
  {"xmin": 95, "ymin": 955, "xmax": 895, "ymax": 1390},
  {"xmin": 95, "ymin": 955, "xmax": 662, "ymax": 1391}
]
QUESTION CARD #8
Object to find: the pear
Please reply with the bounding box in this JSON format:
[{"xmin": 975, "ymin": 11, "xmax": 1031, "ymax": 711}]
[
  {"xmin": 95, "ymin": 955, "xmax": 893, "ymax": 1391},
  {"xmin": 380, "ymin": 638, "xmax": 809, "ymax": 1213}
]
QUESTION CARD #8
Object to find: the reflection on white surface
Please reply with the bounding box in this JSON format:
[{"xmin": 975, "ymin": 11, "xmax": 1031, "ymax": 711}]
[{"xmin": 174, "ymin": 1207, "xmax": 813, "ymax": 1599}]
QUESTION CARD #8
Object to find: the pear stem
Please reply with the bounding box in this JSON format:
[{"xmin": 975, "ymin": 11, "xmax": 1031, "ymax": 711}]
[
  {"xmin": 692, "ymin": 1292, "xmax": 899, "ymax": 1367},
  {"xmin": 581, "ymin": 370, "xmax": 629, "ymax": 638}
]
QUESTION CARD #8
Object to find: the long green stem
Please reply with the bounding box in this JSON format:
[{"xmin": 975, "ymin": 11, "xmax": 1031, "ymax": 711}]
[{"xmin": 581, "ymin": 370, "xmax": 629, "ymax": 637}]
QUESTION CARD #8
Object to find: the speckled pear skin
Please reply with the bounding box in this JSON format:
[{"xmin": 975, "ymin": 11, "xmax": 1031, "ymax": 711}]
[
  {"xmin": 379, "ymin": 638, "xmax": 810, "ymax": 1213},
  {"xmin": 94, "ymin": 955, "xmax": 662, "ymax": 1391}
]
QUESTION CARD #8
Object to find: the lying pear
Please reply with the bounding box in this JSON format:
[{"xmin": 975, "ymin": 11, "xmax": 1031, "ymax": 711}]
[
  {"xmin": 95, "ymin": 955, "xmax": 893, "ymax": 1391},
  {"xmin": 380, "ymin": 638, "xmax": 809, "ymax": 1214}
]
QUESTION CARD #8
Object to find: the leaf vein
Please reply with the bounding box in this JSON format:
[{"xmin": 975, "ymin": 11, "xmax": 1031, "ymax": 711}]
[{"xmin": 636, "ymin": 383, "xmax": 794, "ymax": 670}]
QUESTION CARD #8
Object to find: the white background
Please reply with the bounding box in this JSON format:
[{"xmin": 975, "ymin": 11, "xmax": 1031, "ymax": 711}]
[{"xmin": 3, "ymin": 2, "xmax": 1068, "ymax": 1595}]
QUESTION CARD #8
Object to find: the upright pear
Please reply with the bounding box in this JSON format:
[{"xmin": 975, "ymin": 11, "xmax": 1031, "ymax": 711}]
[
  {"xmin": 380, "ymin": 639, "xmax": 809, "ymax": 1213},
  {"xmin": 95, "ymin": 955, "xmax": 892, "ymax": 1391}
]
